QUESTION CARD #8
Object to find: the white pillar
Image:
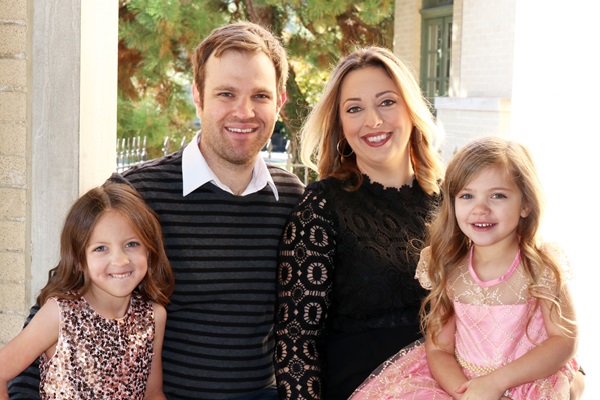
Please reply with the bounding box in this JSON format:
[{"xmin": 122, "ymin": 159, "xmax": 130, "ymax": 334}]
[{"xmin": 30, "ymin": 0, "xmax": 117, "ymax": 303}]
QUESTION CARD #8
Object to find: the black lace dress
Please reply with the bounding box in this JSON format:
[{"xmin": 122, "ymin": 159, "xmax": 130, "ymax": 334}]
[{"xmin": 274, "ymin": 176, "xmax": 439, "ymax": 400}]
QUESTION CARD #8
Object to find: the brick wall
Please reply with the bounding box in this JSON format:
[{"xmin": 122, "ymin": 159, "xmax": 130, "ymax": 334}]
[
  {"xmin": 457, "ymin": 0, "xmax": 516, "ymax": 98},
  {"xmin": 0, "ymin": 0, "xmax": 29, "ymax": 345},
  {"xmin": 393, "ymin": 0, "xmax": 422, "ymax": 73}
]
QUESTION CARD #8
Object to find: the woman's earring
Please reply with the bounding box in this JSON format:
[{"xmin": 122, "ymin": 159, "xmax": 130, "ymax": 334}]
[{"xmin": 336, "ymin": 137, "xmax": 354, "ymax": 157}]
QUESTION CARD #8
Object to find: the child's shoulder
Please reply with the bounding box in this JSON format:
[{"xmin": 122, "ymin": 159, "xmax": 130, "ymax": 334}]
[
  {"xmin": 539, "ymin": 241, "xmax": 570, "ymax": 265},
  {"xmin": 151, "ymin": 302, "xmax": 167, "ymax": 319},
  {"xmin": 536, "ymin": 241, "xmax": 574, "ymax": 285},
  {"xmin": 415, "ymin": 246, "xmax": 433, "ymax": 290},
  {"xmin": 132, "ymin": 293, "xmax": 166, "ymax": 318}
]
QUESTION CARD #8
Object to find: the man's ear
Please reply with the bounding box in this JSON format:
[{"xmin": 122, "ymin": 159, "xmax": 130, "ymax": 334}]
[
  {"xmin": 192, "ymin": 83, "xmax": 202, "ymax": 114},
  {"xmin": 278, "ymin": 91, "xmax": 287, "ymax": 110}
]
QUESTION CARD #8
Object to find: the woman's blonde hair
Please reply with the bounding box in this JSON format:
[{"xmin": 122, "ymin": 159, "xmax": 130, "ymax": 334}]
[
  {"xmin": 421, "ymin": 136, "xmax": 572, "ymax": 343},
  {"xmin": 300, "ymin": 46, "xmax": 443, "ymax": 194},
  {"xmin": 37, "ymin": 184, "xmax": 174, "ymax": 307}
]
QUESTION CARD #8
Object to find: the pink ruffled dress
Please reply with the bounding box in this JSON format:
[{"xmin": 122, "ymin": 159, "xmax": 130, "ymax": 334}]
[{"xmin": 350, "ymin": 244, "xmax": 579, "ymax": 400}]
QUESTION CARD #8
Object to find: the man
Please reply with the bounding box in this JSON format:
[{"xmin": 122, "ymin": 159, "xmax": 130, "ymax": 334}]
[{"xmin": 9, "ymin": 21, "xmax": 304, "ymax": 399}]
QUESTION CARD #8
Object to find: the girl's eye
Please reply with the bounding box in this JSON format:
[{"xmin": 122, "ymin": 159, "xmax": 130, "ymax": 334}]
[
  {"xmin": 491, "ymin": 193, "xmax": 507, "ymax": 199},
  {"xmin": 458, "ymin": 193, "xmax": 473, "ymax": 199},
  {"xmin": 93, "ymin": 245, "xmax": 107, "ymax": 252},
  {"xmin": 125, "ymin": 241, "xmax": 140, "ymax": 248}
]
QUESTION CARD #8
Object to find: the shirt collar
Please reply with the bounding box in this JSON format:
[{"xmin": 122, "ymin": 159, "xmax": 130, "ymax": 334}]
[{"xmin": 182, "ymin": 130, "xmax": 279, "ymax": 200}]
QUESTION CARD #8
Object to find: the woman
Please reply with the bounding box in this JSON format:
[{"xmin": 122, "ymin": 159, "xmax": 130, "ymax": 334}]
[{"xmin": 274, "ymin": 46, "xmax": 444, "ymax": 400}]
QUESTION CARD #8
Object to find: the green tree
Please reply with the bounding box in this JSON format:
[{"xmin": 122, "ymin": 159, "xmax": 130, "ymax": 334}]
[{"xmin": 118, "ymin": 0, "xmax": 394, "ymax": 160}]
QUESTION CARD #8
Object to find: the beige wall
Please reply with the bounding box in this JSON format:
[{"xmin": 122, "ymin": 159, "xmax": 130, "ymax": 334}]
[
  {"xmin": 451, "ymin": 0, "xmax": 516, "ymax": 98},
  {"xmin": 0, "ymin": 0, "xmax": 29, "ymax": 344},
  {"xmin": 393, "ymin": 0, "xmax": 422, "ymax": 73},
  {"xmin": 0, "ymin": 0, "xmax": 117, "ymax": 347}
]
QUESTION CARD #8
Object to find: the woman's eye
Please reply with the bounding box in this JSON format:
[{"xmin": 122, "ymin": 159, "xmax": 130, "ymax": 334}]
[
  {"xmin": 347, "ymin": 106, "xmax": 362, "ymax": 113},
  {"xmin": 380, "ymin": 99, "xmax": 396, "ymax": 107}
]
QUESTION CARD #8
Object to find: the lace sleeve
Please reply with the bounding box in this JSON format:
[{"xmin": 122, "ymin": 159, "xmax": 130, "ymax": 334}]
[
  {"xmin": 414, "ymin": 246, "xmax": 433, "ymax": 290},
  {"xmin": 274, "ymin": 187, "xmax": 336, "ymax": 400},
  {"xmin": 539, "ymin": 242, "xmax": 574, "ymax": 289}
]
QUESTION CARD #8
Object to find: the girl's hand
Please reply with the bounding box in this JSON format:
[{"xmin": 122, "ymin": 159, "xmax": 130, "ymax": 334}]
[{"xmin": 455, "ymin": 375, "xmax": 506, "ymax": 400}]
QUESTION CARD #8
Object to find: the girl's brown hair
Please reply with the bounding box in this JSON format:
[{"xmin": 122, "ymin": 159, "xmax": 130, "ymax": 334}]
[{"xmin": 37, "ymin": 184, "xmax": 174, "ymax": 306}]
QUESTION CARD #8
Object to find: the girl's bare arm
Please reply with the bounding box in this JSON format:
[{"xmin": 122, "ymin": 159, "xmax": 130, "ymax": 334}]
[
  {"xmin": 425, "ymin": 315, "xmax": 468, "ymax": 399},
  {"xmin": 0, "ymin": 299, "xmax": 59, "ymax": 399},
  {"xmin": 144, "ymin": 302, "xmax": 167, "ymax": 400}
]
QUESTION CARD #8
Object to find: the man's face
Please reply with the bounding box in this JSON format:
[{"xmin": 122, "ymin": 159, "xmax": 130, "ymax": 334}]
[{"xmin": 193, "ymin": 49, "xmax": 284, "ymax": 169}]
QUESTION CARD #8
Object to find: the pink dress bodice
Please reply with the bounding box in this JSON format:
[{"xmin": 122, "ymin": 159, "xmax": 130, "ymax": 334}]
[{"xmin": 350, "ymin": 244, "xmax": 578, "ymax": 400}]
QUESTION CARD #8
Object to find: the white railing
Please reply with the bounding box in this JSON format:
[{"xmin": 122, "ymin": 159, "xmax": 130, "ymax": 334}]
[
  {"xmin": 116, "ymin": 136, "xmax": 147, "ymax": 173},
  {"xmin": 116, "ymin": 136, "xmax": 313, "ymax": 184}
]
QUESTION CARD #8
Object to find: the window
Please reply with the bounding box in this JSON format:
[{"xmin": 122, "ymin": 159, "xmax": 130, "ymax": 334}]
[{"xmin": 420, "ymin": 3, "xmax": 453, "ymax": 110}]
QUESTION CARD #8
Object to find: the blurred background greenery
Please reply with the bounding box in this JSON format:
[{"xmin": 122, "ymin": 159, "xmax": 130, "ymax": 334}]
[{"xmin": 117, "ymin": 0, "xmax": 395, "ymax": 160}]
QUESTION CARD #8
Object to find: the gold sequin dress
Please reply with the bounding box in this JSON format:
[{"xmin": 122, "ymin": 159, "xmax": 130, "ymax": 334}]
[
  {"xmin": 39, "ymin": 292, "xmax": 155, "ymax": 399},
  {"xmin": 350, "ymin": 244, "xmax": 579, "ymax": 400}
]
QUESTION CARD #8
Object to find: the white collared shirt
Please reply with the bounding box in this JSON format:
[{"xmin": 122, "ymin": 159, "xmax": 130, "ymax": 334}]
[{"xmin": 182, "ymin": 130, "xmax": 279, "ymax": 200}]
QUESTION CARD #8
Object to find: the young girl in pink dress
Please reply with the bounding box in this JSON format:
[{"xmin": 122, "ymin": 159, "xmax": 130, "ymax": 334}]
[
  {"xmin": 0, "ymin": 184, "xmax": 174, "ymax": 400},
  {"xmin": 351, "ymin": 137, "xmax": 579, "ymax": 400}
]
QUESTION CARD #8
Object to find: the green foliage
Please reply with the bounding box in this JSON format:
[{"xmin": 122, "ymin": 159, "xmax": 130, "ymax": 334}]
[
  {"xmin": 117, "ymin": 0, "xmax": 395, "ymax": 159},
  {"xmin": 116, "ymin": 90, "xmax": 196, "ymax": 159}
]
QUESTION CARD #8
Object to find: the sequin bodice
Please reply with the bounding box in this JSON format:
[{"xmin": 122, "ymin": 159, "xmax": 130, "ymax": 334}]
[{"xmin": 39, "ymin": 292, "xmax": 155, "ymax": 399}]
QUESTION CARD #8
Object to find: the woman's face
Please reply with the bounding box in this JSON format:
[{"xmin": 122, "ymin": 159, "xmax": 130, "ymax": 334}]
[{"xmin": 338, "ymin": 66, "xmax": 413, "ymax": 178}]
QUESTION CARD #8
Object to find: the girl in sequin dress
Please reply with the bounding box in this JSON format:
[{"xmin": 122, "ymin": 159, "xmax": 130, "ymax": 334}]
[
  {"xmin": 0, "ymin": 184, "xmax": 174, "ymax": 400},
  {"xmin": 351, "ymin": 137, "xmax": 580, "ymax": 400}
]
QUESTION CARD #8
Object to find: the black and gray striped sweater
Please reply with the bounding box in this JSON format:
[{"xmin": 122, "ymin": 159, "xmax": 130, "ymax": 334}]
[{"xmin": 115, "ymin": 150, "xmax": 304, "ymax": 399}]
